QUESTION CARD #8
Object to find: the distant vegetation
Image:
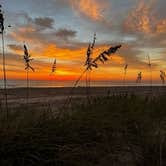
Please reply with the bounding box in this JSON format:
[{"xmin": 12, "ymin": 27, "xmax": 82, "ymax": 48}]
[{"xmin": 0, "ymin": 95, "xmax": 166, "ymax": 166}]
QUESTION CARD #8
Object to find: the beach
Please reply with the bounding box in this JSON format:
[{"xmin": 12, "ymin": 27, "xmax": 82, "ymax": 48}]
[{"xmin": 0, "ymin": 86, "xmax": 166, "ymax": 109}]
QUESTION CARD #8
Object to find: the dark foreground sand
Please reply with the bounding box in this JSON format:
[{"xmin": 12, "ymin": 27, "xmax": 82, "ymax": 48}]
[{"xmin": 0, "ymin": 86, "xmax": 166, "ymax": 108}]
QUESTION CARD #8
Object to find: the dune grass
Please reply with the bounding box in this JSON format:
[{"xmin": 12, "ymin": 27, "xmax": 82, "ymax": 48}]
[{"xmin": 0, "ymin": 95, "xmax": 166, "ymax": 165}]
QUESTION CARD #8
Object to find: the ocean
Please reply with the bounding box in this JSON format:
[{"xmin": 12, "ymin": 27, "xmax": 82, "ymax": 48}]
[{"xmin": 0, "ymin": 80, "xmax": 163, "ymax": 89}]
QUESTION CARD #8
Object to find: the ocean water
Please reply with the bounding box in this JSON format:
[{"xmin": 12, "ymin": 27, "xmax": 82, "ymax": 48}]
[{"xmin": 0, "ymin": 80, "xmax": 163, "ymax": 89}]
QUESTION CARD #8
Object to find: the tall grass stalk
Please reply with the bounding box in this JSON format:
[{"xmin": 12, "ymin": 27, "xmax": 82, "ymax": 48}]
[
  {"xmin": 0, "ymin": 7, "xmax": 8, "ymax": 119},
  {"xmin": 147, "ymin": 54, "xmax": 152, "ymax": 93},
  {"xmin": 23, "ymin": 44, "xmax": 34, "ymax": 106},
  {"xmin": 26, "ymin": 68, "xmax": 29, "ymax": 105},
  {"xmin": 160, "ymin": 70, "xmax": 165, "ymax": 85},
  {"xmin": 61, "ymin": 44, "xmax": 122, "ymax": 113},
  {"xmin": 49, "ymin": 58, "xmax": 56, "ymax": 87},
  {"xmin": 123, "ymin": 64, "xmax": 128, "ymax": 86},
  {"xmin": 136, "ymin": 72, "xmax": 142, "ymax": 84},
  {"xmin": 50, "ymin": 58, "xmax": 56, "ymax": 75},
  {"xmin": 85, "ymin": 34, "xmax": 96, "ymax": 101}
]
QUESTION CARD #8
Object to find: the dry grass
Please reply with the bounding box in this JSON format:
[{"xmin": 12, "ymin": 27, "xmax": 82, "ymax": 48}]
[{"xmin": 0, "ymin": 94, "xmax": 166, "ymax": 165}]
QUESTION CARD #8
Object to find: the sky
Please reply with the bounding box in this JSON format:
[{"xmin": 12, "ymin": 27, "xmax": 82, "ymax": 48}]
[{"xmin": 0, "ymin": 0, "xmax": 166, "ymax": 84}]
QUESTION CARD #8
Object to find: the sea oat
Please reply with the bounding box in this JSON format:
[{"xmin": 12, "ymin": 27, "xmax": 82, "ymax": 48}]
[
  {"xmin": 0, "ymin": 6, "xmax": 8, "ymax": 117},
  {"xmin": 136, "ymin": 72, "xmax": 142, "ymax": 83},
  {"xmin": 23, "ymin": 44, "xmax": 34, "ymax": 105},
  {"xmin": 160, "ymin": 70, "xmax": 166, "ymax": 84}
]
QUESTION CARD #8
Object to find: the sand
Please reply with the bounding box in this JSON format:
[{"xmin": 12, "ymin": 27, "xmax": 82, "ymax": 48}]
[{"xmin": 0, "ymin": 86, "xmax": 166, "ymax": 109}]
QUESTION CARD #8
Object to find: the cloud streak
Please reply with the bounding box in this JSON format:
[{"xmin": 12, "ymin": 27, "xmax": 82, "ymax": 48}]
[{"xmin": 70, "ymin": 0, "xmax": 107, "ymax": 21}]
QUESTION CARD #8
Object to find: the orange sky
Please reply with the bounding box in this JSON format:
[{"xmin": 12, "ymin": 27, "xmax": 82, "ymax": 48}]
[{"xmin": 0, "ymin": 43, "xmax": 162, "ymax": 82}]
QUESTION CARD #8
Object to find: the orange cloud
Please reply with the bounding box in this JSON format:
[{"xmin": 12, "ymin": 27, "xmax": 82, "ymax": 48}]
[
  {"xmin": 111, "ymin": 54, "xmax": 125, "ymax": 64},
  {"xmin": 125, "ymin": 0, "xmax": 166, "ymax": 36},
  {"xmin": 19, "ymin": 27, "xmax": 36, "ymax": 33},
  {"xmin": 40, "ymin": 44, "xmax": 85, "ymax": 60},
  {"xmin": 156, "ymin": 19, "xmax": 166, "ymax": 34},
  {"xmin": 125, "ymin": 0, "xmax": 155, "ymax": 34},
  {"xmin": 70, "ymin": 0, "xmax": 108, "ymax": 21}
]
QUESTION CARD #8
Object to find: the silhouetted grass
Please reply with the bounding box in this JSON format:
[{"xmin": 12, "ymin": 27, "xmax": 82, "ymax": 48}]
[{"xmin": 0, "ymin": 95, "xmax": 166, "ymax": 165}]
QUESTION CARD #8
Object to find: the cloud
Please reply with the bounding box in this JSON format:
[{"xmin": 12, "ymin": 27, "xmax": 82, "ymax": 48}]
[
  {"xmin": 7, "ymin": 14, "xmax": 56, "ymax": 46},
  {"xmin": 8, "ymin": 44, "xmax": 23, "ymax": 53},
  {"xmin": 121, "ymin": 0, "xmax": 166, "ymax": 51},
  {"xmin": 124, "ymin": 0, "xmax": 166, "ymax": 35},
  {"xmin": 7, "ymin": 12, "xmax": 54, "ymax": 30},
  {"xmin": 70, "ymin": 0, "xmax": 106, "ymax": 21},
  {"xmin": 34, "ymin": 17, "xmax": 54, "ymax": 29},
  {"xmin": 156, "ymin": 19, "xmax": 166, "ymax": 34},
  {"xmin": 124, "ymin": 0, "xmax": 156, "ymax": 34},
  {"xmin": 7, "ymin": 13, "xmax": 79, "ymax": 49},
  {"xmin": 25, "ymin": 16, "xmax": 55, "ymax": 31},
  {"xmin": 55, "ymin": 28, "xmax": 77, "ymax": 41}
]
